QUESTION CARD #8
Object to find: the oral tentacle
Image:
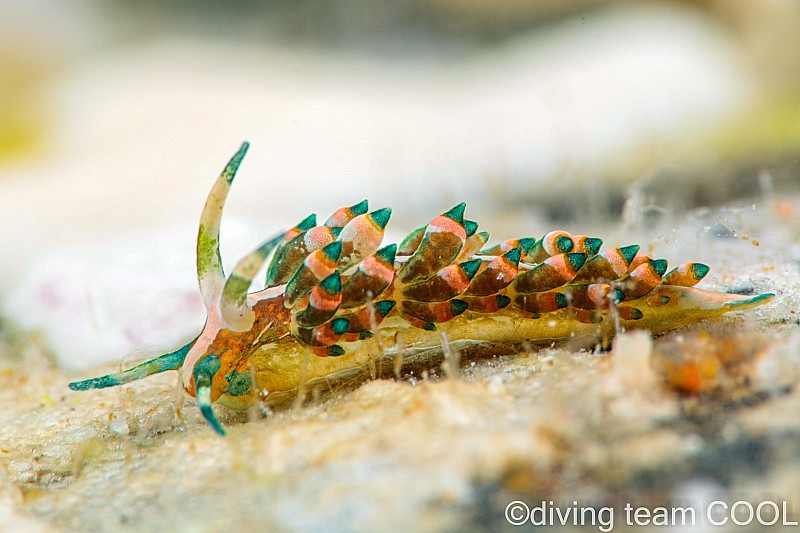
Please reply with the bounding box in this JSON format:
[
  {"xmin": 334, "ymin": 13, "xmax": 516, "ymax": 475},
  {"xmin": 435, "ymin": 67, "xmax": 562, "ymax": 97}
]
[
  {"xmin": 68, "ymin": 339, "xmax": 195, "ymax": 390},
  {"xmin": 197, "ymin": 141, "xmax": 250, "ymax": 310},
  {"xmin": 193, "ymin": 355, "xmax": 226, "ymax": 436}
]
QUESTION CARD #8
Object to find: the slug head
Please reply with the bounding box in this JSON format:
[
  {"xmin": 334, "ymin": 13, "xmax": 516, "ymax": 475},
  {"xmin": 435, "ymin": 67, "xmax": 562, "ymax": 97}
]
[{"xmin": 70, "ymin": 142, "xmax": 288, "ymax": 436}]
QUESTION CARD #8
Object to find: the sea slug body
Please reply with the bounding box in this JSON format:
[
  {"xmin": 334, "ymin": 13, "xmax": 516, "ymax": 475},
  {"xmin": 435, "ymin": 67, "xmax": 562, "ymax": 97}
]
[{"xmin": 69, "ymin": 143, "xmax": 774, "ymax": 435}]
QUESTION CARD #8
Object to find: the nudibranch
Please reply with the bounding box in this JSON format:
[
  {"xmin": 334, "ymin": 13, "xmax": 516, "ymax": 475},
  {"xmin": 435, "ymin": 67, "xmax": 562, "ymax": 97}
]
[{"xmin": 69, "ymin": 142, "xmax": 774, "ymax": 435}]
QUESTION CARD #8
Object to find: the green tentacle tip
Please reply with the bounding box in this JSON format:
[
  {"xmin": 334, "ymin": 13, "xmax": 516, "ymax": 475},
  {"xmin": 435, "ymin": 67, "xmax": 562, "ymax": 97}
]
[
  {"xmin": 619, "ymin": 245, "xmax": 640, "ymax": 264},
  {"xmin": 443, "ymin": 203, "xmax": 466, "ymax": 224},
  {"xmin": 69, "ymin": 376, "xmax": 118, "ymax": 391},
  {"xmin": 555, "ymin": 235, "xmax": 574, "ymax": 254},
  {"xmin": 68, "ymin": 343, "xmax": 191, "ymax": 391},
  {"xmin": 376, "ymin": 244, "xmax": 398, "ymax": 264},
  {"xmin": 194, "ymin": 355, "xmax": 225, "ymax": 437},
  {"xmin": 327, "ymin": 345, "xmax": 346, "ymax": 357},
  {"xmin": 331, "ymin": 318, "xmax": 350, "ymax": 335},
  {"xmin": 628, "ymin": 308, "xmax": 644, "ymax": 320},
  {"xmin": 223, "ymin": 142, "xmax": 250, "ymax": 183},
  {"xmin": 450, "ymin": 299, "xmax": 469, "ymax": 316},
  {"xmin": 320, "ymin": 272, "xmax": 341, "ymax": 293},
  {"xmin": 584, "ymin": 238, "xmax": 603, "ymax": 255},
  {"xmin": 649, "ymin": 259, "xmax": 668, "ymax": 277},
  {"xmin": 323, "ymin": 241, "xmax": 343, "ymax": 261},
  {"xmin": 358, "ymin": 330, "xmax": 374, "ymax": 340},
  {"xmin": 370, "ymin": 208, "xmax": 392, "ymax": 230},
  {"xmin": 423, "ymin": 321, "xmax": 437, "ymax": 331},
  {"xmin": 464, "ymin": 220, "xmax": 478, "ymax": 237},
  {"xmin": 692, "ymin": 263, "xmax": 710, "ymax": 280},
  {"xmin": 554, "ymin": 292, "xmax": 568, "ymax": 309},
  {"xmin": 496, "ymin": 294, "xmax": 511, "ymax": 308},
  {"xmin": 504, "ymin": 247, "xmax": 522, "ymax": 264},
  {"xmin": 478, "ymin": 231, "xmax": 490, "ymax": 242},
  {"xmin": 375, "ymin": 300, "xmax": 396, "ymax": 317},
  {"xmin": 518, "ymin": 238, "xmax": 536, "ymax": 254},
  {"xmin": 460, "ymin": 259, "xmax": 482, "ymax": 280},
  {"xmin": 296, "ymin": 213, "xmax": 317, "ymax": 231},
  {"xmin": 330, "ymin": 227, "xmax": 343, "ymax": 238},
  {"xmin": 567, "ymin": 253, "xmax": 587, "ymax": 271},
  {"xmin": 200, "ymin": 405, "xmax": 226, "ymax": 436},
  {"xmin": 351, "ymin": 199, "xmax": 369, "ymax": 216}
]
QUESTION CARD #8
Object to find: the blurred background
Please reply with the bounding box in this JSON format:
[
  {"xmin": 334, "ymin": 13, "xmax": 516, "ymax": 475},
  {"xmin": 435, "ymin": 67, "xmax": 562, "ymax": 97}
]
[{"xmin": 1, "ymin": 0, "xmax": 799, "ymax": 368}]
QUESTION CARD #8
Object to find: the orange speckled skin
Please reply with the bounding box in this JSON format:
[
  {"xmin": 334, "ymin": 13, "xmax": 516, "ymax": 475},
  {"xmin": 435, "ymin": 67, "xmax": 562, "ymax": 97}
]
[{"xmin": 186, "ymin": 295, "xmax": 291, "ymax": 404}]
